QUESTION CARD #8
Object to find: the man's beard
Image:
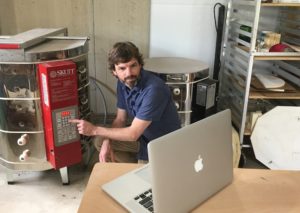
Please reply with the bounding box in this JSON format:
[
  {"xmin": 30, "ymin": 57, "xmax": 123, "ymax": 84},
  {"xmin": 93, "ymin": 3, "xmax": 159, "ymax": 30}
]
[{"xmin": 123, "ymin": 75, "xmax": 138, "ymax": 88}]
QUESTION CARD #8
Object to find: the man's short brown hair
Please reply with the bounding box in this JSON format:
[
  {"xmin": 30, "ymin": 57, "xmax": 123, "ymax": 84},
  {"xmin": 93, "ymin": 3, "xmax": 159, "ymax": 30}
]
[{"xmin": 108, "ymin": 42, "xmax": 144, "ymax": 71}]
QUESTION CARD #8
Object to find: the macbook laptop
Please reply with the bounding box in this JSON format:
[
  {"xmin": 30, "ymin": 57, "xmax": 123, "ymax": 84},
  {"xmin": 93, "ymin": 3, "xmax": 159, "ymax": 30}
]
[{"xmin": 102, "ymin": 109, "xmax": 233, "ymax": 213}]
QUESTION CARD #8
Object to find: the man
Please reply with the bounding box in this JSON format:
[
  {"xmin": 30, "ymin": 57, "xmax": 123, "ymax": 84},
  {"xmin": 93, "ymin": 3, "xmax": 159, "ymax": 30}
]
[{"xmin": 70, "ymin": 42, "xmax": 180, "ymax": 163}]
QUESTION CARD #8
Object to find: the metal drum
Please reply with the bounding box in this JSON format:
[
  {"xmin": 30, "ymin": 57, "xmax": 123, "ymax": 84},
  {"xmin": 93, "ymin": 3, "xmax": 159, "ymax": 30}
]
[
  {"xmin": 144, "ymin": 57, "xmax": 209, "ymax": 126},
  {"xmin": 0, "ymin": 28, "xmax": 90, "ymax": 183}
]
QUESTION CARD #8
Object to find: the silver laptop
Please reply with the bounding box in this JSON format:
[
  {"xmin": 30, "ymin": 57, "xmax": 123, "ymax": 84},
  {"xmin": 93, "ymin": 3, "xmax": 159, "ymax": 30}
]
[{"xmin": 102, "ymin": 109, "xmax": 233, "ymax": 213}]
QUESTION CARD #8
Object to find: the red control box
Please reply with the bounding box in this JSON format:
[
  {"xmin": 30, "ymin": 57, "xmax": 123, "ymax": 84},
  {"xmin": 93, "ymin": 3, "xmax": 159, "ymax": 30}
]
[{"xmin": 38, "ymin": 61, "xmax": 82, "ymax": 169}]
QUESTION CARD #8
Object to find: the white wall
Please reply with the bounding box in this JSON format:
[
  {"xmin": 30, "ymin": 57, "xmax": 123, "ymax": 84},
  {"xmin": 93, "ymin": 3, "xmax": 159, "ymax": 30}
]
[{"xmin": 150, "ymin": 0, "xmax": 228, "ymax": 74}]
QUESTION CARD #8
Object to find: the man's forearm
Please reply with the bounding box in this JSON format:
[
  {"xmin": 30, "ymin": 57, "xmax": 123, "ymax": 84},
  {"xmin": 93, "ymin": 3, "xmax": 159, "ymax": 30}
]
[
  {"xmin": 101, "ymin": 118, "xmax": 126, "ymax": 143},
  {"xmin": 93, "ymin": 125, "xmax": 139, "ymax": 142},
  {"xmin": 93, "ymin": 117, "xmax": 150, "ymax": 142},
  {"xmin": 111, "ymin": 117, "xmax": 126, "ymax": 128}
]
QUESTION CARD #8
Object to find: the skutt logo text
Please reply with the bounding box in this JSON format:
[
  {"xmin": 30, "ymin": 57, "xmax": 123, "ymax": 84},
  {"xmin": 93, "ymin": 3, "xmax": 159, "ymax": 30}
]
[{"xmin": 50, "ymin": 68, "xmax": 75, "ymax": 78}]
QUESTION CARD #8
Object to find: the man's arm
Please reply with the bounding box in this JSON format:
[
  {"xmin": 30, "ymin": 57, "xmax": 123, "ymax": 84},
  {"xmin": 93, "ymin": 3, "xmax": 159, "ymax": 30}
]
[
  {"xmin": 99, "ymin": 108, "xmax": 127, "ymax": 162},
  {"xmin": 95, "ymin": 116, "xmax": 151, "ymax": 141},
  {"xmin": 69, "ymin": 108, "xmax": 151, "ymax": 141},
  {"xmin": 111, "ymin": 108, "xmax": 128, "ymax": 128}
]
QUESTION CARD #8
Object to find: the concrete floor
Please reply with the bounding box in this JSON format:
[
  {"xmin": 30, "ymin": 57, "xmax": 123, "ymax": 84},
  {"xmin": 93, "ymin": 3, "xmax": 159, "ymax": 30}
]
[
  {"xmin": 0, "ymin": 145, "xmax": 266, "ymax": 213},
  {"xmin": 0, "ymin": 151, "xmax": 98, "ymax": 213}
]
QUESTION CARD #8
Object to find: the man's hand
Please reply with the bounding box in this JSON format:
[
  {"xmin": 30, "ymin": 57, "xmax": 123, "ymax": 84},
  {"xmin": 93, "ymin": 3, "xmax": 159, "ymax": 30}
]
[
  {"xmin": 99, "ymin": 139, "xmax": 115, "ymax": 162},
  {"xmin": 69, "ymin": 119, "xmax": 96, "ymax": 136}
]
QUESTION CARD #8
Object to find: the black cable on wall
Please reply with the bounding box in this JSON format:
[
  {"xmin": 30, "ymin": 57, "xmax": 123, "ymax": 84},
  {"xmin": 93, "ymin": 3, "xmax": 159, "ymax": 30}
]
[{"xmin": 213, "ymin": 3, "xmax": 226, "ymax": 81}]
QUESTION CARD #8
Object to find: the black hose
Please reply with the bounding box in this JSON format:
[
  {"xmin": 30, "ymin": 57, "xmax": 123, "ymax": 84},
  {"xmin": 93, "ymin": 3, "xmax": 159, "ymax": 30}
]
[{"xmin": 213, "ymin": 3, "xmax": 225, "ymax": 81}]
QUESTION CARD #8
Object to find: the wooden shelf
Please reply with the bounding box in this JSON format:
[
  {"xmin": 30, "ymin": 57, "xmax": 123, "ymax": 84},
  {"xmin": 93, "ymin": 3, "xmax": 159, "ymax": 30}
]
[
  {"xmin": 254, "ymin": 55, "xmax": 300, "ymax": 60},
  {"xmin": 249, "ymin": 90, "xmax": 300, "ymax": 99},
  {"xmin": 262, "ymin": 3, "xmax": 300, "ymax": 7},
  {"xmin": 236, "ymin": 45, "xmax": 300, "ymax": 60},
  {"xmin": 253, "ymin": 52, "xmax": 300, "ymax": 60},
  {"xmin": 244, "ymin": 128, "xmax": 252, "ymax": 136}
]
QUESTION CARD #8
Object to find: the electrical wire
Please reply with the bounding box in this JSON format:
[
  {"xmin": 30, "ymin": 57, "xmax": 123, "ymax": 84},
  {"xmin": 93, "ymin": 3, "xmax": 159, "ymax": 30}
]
[
  {"xmin": 90, "ymin": 77, "xmax": 107, "ymax": 125},
  {"xmin": 89, "ymin": 76, "xmax": 117, "ymax": 97},
  {"xmin": 214, "ymin": 3, "xmax": 225, "ymax": 32},
  {"xmin": 89, "ymin": 76, "xmax": 118, "ymax": 125},
  {"xmin": 82, "ymin": 76, "xmax": 116, "ymax": 166}
]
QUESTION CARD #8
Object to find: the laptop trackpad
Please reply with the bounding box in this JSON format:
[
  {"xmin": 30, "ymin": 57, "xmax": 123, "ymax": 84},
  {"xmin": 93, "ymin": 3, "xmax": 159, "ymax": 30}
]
[{"xmin": 135, "ymin": 165, "xmax": 152, "ymax": 184}]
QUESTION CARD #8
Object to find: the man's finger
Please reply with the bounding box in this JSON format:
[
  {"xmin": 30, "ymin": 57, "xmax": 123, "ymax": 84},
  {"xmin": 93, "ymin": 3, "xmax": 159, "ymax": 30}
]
[{"xmin": 69, "ymin": 119, "xmax": 81, "ymax": 123}]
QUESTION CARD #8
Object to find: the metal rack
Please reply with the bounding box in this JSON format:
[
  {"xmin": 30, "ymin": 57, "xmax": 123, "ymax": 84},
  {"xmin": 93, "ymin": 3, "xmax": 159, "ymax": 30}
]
[{"xmin": 218, "ymin": 0, "xmax": 300, "ymax": 146}]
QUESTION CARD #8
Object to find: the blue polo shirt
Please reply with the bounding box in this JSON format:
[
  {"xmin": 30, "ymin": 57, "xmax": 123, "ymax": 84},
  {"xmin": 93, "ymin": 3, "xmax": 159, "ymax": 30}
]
[{"xmin": 117, "ymin": 69, "xmax": 181, "ymax": 160}]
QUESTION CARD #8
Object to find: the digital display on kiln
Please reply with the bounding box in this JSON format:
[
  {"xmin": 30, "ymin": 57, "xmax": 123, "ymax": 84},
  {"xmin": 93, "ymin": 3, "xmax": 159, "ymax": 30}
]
[{"xmin": 61, "ymin": 111, "xmax": 71, "ymax": 117}]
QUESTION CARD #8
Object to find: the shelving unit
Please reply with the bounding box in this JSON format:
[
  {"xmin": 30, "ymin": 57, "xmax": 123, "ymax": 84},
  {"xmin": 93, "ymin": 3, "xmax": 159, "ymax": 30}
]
[{"xmin": 218, "ymin": 0, "xmax": 300, "ymax": 145}]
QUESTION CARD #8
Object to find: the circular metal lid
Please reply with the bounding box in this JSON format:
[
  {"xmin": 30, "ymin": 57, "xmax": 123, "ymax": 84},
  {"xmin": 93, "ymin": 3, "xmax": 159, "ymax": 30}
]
[
  {"xmin": 144, "ymin": 57, "xmax": 209, "ymax": 74},
  {"xmin": 0, "ymin": 38, "xmax": 88, "ymax": 63}
]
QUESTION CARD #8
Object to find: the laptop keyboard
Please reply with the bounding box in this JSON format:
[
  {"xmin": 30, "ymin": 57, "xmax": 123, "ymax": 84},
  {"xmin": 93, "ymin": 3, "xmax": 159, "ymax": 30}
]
[{"xmin": 134, "ymin": 189, "xmax": 154, "ymax": 212}]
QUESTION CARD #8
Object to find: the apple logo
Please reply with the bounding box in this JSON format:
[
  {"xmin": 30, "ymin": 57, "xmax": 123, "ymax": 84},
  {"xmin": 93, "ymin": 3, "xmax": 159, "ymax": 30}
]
[{"xmin": 194, "ymin": 155, "xmax": 204, "ymax": 172}]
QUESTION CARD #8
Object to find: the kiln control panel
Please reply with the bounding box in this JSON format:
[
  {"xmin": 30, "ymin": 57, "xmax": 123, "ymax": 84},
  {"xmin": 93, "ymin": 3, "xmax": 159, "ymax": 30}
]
[{"xmin": 52, "ymin": 106, "xmax": 79, "ymax": 146}]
